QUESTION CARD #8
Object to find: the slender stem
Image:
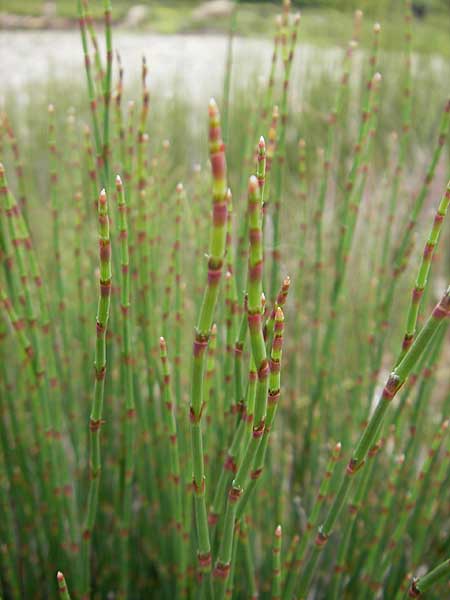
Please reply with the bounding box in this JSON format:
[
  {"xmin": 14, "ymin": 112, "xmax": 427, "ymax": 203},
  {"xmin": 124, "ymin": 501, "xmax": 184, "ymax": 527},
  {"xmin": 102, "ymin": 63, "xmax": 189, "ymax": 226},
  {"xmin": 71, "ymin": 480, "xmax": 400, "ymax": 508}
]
[
  {"xmin": 190, "ymin": 98, "xmax": 228, "ymax": 577},
  {"xmin": 80, "ymin": 188, "xmax": 112, "ymax": 599}
]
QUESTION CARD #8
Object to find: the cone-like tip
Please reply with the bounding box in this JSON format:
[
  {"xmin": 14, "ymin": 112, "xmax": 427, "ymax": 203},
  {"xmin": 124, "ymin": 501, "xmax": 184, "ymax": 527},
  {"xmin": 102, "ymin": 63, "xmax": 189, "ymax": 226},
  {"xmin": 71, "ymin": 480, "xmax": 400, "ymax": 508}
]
[
  {"xmin": 99, "ymin": 188, "xmax": 107, "ymax": 204},
  {"xmin": 355, "ymin": 9, "xmax": 363, "ymax": 19},
  {"xmin": 259, "ymin": 135, "xmax": 266, "ymax": 148},
  {"xmin": 0, "ymin": 163, "xmax": 4, "ymax": 176},
  {"xmin": 275, "ymin": 306, "xmax": 284, "ymax": 322},
  {"xmin": 48, "ymin": 103, "xmax": 55, "ymax": 113},
  {"xmin": 349, "ymin": 40, "xmax": 358, "ymax": 49},
  {"xmin": 283, "ymin": 275, "xmax": 291, "ymax": 287},
  {"xmin": 163, "ymin": 139, "xmax": 170, "ymax": 150},
  {"xmin": 275, "ymin": 524, "xmax": 282, "ymax": 536},
  {"xmin": 211, "ymin": 323, "xmax": 217, "ymax": 335},
  {"xmin": 443, "ymin": 419, "xmax": 449, "ymax": 430},
  {"xmin": 248, "ymin": 174, "xmax": 259, "ymax": 193},
  {"xmin": 335, "ymin": 441, "xmax": 342, "ymax": 452},
  {"xmin": 159, "ymin": 336, "xmax": 166, "ymax": 351},
  {"xmin": 226, "ymin": 270, "xmax": 232, "ymax": 281},
  {"xmin": 373, "ymin": 22, "xmax": 381, "ymax": 33},
  {"xmin": 142, "ymin": 132, "xmax": 149, "ymax": 143},
  {"xmin": 176, "ymin": 182, "xmax": 183, "ymax": 193},
  {"xmin": 226, "ymin": 188, "xmax": 232, "ymax": 201},
  {"xmin": 57, "ymin": 571, "xmax": 64, "ymax": 582},
  {"xmin": 115, "ymin": 174, "xmax": 123, "ymax": 188},
  {"xmin": 373, "ymin": 72, "xmax": 382, "ymax": 83},
  {"xmin": 209, "ymin": 97, "xmax": 218, "ymax": 115}
]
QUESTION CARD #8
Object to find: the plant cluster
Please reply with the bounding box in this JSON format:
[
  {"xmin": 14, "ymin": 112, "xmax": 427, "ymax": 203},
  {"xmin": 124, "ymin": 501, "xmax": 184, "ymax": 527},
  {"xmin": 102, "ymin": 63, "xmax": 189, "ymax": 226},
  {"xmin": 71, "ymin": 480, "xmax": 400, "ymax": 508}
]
[{"xmin": 1, "ymin": 1, "xmax": 450, "ymax": 598}]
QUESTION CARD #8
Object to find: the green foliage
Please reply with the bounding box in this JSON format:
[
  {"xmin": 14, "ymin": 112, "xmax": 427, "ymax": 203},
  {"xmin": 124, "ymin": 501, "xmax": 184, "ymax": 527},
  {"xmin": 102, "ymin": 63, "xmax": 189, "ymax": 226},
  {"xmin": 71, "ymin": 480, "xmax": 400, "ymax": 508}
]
[{"xmin": 1, "ymin": 2, "xmax": 450, "ymax": 599}]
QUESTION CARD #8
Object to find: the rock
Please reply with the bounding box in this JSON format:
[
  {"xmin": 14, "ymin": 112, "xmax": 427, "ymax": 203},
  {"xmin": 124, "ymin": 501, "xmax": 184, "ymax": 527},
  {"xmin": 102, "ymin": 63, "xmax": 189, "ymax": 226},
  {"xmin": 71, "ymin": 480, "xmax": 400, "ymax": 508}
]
[
  {"xmin": 192, "ymin": 0, "xmax": 233, "ymax": 21},
  {"xmin": 124, "ymin": 5, "xmax": 150, "ymax": 28}
]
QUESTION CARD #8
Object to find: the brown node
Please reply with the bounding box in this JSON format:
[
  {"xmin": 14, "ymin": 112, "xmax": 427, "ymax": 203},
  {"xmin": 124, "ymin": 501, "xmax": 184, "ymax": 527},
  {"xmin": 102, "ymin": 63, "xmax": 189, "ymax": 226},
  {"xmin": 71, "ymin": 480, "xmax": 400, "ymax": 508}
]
[
  {"xmin": 253, "ymin": 419, "xmax": 265, "ymax": 439},
  {"xmin": 315, "ymin": 530, "xmax": 329, "ymax": 548},
  {"xmin": 207, "ymin": 264, "xmax": 222, "ymax": 285},
  {"xmin": 250, "ymin": 468, "xmax": 262, "ymax": 480},
  {"xmin": 402, "ymin": 334, "xmax": 414, "ymax": 351},
  {"xmin": 192, "ymin": 476, "xmax": 205, "ymax": 495},
  {"xmin": 228, "ymin": 486, "xmax": 242, "ymax": 503},
  {"xmin": 89, "ymin": 418, "xmax": 105, "ymax": 432},
  {"xmin": 198, "ymin": 551, "xmax": 212, "ymax": 568},
  {"xmin": 382, "ymin": 373, "xmax": 402, "ymax": 400},
  {"xmin": 346, "ymin": 458, "xmax": 364, "ymax": 475},
  {"xmin": 224, "ymin": 454, "xmax": 237, "ymax": 473},
  {"xmin": 258, "ymin": 359, "xmax": 270, "ymax": 380},
  {"xmin": 208, "ymin": 512, "xmax": 219, "ymax": 526},
  {"xmin": 95, "ymin": 365, "xmax": 106, "ymax": 381},
  {"xmin": 213, "ymin": 562, "xmax": 230, "ymax": 580}
]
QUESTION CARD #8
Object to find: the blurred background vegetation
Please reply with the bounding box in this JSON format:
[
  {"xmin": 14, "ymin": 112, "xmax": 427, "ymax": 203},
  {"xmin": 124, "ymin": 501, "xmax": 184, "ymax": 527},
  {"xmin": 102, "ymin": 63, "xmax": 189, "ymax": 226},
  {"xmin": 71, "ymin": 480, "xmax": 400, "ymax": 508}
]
[{"xmin": 1, "ymin": 1, "xmax": 450, "ymax": 57}]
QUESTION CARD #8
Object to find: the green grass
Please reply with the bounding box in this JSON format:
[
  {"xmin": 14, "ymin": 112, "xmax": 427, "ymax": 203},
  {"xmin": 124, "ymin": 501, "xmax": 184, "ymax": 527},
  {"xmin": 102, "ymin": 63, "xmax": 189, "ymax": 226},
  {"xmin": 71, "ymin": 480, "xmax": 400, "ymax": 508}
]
[
  {"xmin": 1, "ymin": 1, "xmax": 450, "ymax": 599},
  {"xmin": 2, "ymin": 1, "xmax": 450, "ymax": 58}
]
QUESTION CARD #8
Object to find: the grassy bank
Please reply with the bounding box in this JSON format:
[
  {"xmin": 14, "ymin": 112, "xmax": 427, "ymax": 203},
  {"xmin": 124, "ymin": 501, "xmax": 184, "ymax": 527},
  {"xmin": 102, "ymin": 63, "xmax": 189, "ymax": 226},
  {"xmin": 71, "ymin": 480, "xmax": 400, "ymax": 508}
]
[{"xmin": 2, "ymin": 1, "xmax": 450, "ymax": 57}]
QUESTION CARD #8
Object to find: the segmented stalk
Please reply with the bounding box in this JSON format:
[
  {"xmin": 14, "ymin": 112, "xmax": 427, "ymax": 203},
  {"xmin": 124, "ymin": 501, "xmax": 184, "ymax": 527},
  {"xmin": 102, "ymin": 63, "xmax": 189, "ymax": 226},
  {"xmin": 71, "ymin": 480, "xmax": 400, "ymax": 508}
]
[
  {"xmin": 270, "ymin": 12, "xmax": 300, "ymax": 302},
  {"xmin": 116, "ymin": 175, "xmax": 135, "ymax": 598},
  {"xmin": 102, "ymin": 0, "xmax": 113, "ymax": 187},
  {"xmin": 159, "ymin": 337, "xmax": 186, "ymax": 591},
  {"xmin": 284, "ymin": 442, "xmax": 342, "ymax": 598},
  {"xmin": 297, "ymin": 287, "xmax": 450, "ymax": 599},
  {"xmin": 57, "ymin": 571, "xmax": 72, "ymax": 600},
  {"xmin": 236, "ymin": 307, "xmax": 285, "ymax": 520},
  {"xmin": 397, "ymin": 181, "xmax": 450, "ymax": 362},
  {"xmin": 271, "ymin": 525, "xmax": 282, "ymax": 599},
  {"xmin": 190, "ymin": 98, "xmax": 228, "ymax": 576},
  {"xmin": 408, "ymin": 558, "xmax": 450, "ymax": 598},
  {"xmin": 77, "ymin": 0, "xmax": 102, "ymax": 176},
  {"xmin": 81, "ymin": 188, "xmax": 112, "ymax": 598},
  {"xmin": 213, "ymin": 175, "xmax": 267, "ymax": 595}
]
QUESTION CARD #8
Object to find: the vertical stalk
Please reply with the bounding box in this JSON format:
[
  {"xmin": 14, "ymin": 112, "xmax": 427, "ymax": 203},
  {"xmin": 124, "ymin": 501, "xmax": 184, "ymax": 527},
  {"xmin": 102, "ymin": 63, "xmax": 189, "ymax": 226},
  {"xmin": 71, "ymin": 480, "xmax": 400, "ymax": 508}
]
[
  {"xmin": 116, "ymin": 175, "xmax": 136, "ymax": 598},
  {"xmin": 80, "ymin": 189, "xmax": 112, "ymax": 598},
  {"xmin": 190, "ymin": 98, "xmax": 228, "ymax": 579}
]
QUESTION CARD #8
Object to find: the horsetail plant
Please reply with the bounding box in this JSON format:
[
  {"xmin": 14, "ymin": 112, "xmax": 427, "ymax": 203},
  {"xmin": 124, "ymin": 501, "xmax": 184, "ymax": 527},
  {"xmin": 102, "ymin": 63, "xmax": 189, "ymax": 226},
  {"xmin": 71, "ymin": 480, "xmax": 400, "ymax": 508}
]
[
  {"xmin": 296, "ymin": 287, "xmax": 450, "ymax": 599},
  {"xmin": 408, "ymin": 558, "xmax": 450, "ymax": 598},
  {"xmin": 56, "ymin": 571, "xmax": 72, "ymax": 600},
  {"xmin": 398, "ymin": 181, "xmax": 450, "ymax": 362},
  {"xmin": 213, "ymin": 175, "xmax": 269, "ymax": 594},
  {"xmin": 2, "ymin": 2, "xmax": 450, "ymax": 598},
  {"xmin": 115, "ymin": 174, "xmax": 136, "ymax": 599},
  {"xmin": 190, "ymin": 97, "xmax": 228, "ymax": 580},
  {"xmin": 81, "ymin": 188, "xmax": 112, "ymax": 598}
]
